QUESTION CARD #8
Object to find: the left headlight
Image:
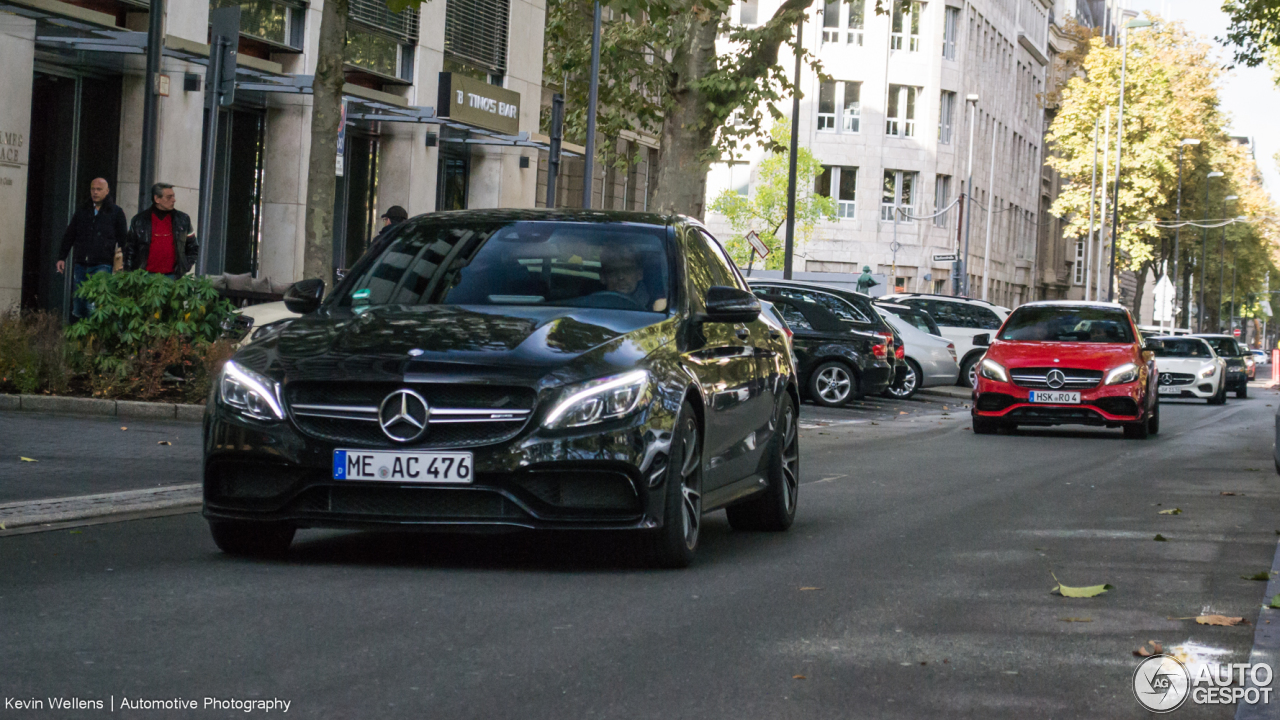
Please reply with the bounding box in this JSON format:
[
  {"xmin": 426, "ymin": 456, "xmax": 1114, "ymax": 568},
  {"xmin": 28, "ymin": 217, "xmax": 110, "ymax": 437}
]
[
  {"xmin": 1104, "ymin": 363, "xmax": 1138, "ymax": 385},
  {"xmin": 543, "ymin": 370, "xmax": 651, "ymax": 430},
  {"xmin": 219, "ymin": 360, "xmax": 284, "ymax": 421},
  {"xmin": 1199, "ymin": 364, "xmax": 1217, "ymax": 378},
  {"xmin": 979, "ymin": 358, "xmax": 1008, "ymax": 383}
]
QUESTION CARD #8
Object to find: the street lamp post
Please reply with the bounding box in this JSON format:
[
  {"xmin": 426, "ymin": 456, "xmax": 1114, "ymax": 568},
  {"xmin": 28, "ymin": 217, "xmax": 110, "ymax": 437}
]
[
  {"xmin": 581, "ymin": 1, "xmax": 602, "ymax": 209},
  {"xmin": 960, "ymin": 94, "xmax": 979, "ymax": 296},
  {"xmin": 1173, "ymin": 138, "xmax": 1199, "ymax": 328},
  {"xmin": 1217, "ymin": 195, "xmax": 1238, "ymax": 331},
  {"xmin": 1085, "ymin": 117, "xmax": 1100, "ymax": 302},
  {"xmin": 1107, "ymin": 17, "xmax": 1153, "ymax": 302},
  {"xmin": 782, "ymin": 16, "xmax": 803, "ymax": 281},
  {"xmin": 1199, "ymin": 170, "xmax": 1224, "ymax": 332}
]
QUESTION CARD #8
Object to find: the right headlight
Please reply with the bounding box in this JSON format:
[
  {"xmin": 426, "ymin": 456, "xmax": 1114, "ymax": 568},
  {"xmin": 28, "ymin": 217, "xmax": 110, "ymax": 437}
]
[
  {"xmin": 1199, "ymin": 364, "xmax": 1217, "ymax": 378},
  {"xmin": 979, "ymin": 358, "xmax": 1008, "ymax": 383},
  {"xmin": 542, "ymin": 370, "xmax": 652, "ymax": 429},
  {"xmin": 219, "ymin": 360, "xmax": 284, "ymax": 421},
  {"xmin": 1104, "ymin": 363, "xmax": 1138, "ymax": 385}
]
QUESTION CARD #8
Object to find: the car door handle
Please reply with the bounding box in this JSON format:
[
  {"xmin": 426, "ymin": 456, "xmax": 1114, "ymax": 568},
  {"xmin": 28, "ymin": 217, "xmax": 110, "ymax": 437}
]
[{"xmin": 736, "ymin": 327, "xmax": 750, "ymax": 340}]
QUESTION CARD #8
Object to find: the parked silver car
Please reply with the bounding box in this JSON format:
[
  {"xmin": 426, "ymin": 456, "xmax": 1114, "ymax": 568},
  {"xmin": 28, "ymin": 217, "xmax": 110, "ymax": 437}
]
[{"xmin": 874, "ymin": 304, "xmax": 960, "ymax": 399}]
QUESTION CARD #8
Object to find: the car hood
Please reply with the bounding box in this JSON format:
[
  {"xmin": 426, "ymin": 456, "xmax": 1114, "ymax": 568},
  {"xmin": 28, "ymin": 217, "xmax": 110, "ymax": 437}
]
[
  {"xmin": 236, "ymin": 304, "xmax": 673, "ymax": 387},
  {"xmin": 986, "ymin": 341, "xmax": 1138, "ymax": 370},
  {"xmin": 1155, "ymin": 357, "xmax": 1219, "ymax": 373}
]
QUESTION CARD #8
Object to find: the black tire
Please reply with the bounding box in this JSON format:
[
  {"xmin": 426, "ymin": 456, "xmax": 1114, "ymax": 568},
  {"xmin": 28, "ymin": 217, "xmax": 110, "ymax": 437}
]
[
  {"xmin": 1209, "ymin": 381, "xmax": 1227, "ymax": 405},
  {"xmin": 1123, "ymin": 418, "xmax": 1151, "ymax": 439},
  {"xmin": 209, "ymin": 521, "xmax": 295, "ymax": 557},
  {"xmin": 808, "ymin": 361, "xmax": 858, "ymax": 407},
  {"xmin": 882, "ymin": 359, "xmax": 922, "ymax": 400},
  {"xmin": 959, "ymin": 354, "xmax": 981, "ymax": 389},
  {"xmin": 1147, "ymin": 397, "xmax": 1160, "ymax": 436},
  {"xmin": 972, "ymin": 415, "xmax": 1000, "ymax": 435},
  {"xmin": 1237, "ymin": 383, "xmax": 1248, "ymax": 399},
  {"xmin": 646, "ymin": 401, "xmax": 703, "ymax": 568},
  {"xmin": 727, "ymin": 395, "xmax": 799, "ymax": 532}
]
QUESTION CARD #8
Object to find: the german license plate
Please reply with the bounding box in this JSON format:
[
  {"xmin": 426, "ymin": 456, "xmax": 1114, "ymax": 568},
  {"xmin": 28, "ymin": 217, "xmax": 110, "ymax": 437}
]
[
  {"xmin": 333, "ymin": 450, "xmax": 473, "ymax": 483},
  {"xmin": 1158, "ymin": 385, "xmax": 1183, "ymax": 395},
  {"xmin": 1028, "ymin": 390, "xmax": 1080, "ymax": 404}
]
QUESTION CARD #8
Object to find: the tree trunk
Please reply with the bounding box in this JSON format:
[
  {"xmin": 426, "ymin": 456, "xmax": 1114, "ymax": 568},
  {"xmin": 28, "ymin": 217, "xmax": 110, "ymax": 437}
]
[
  {"xmin": 1131, "ymin": 259, "xmax": 1153, "ymax": 323},
  {"xmin": 302, "ymin": 0, "xmax": 349, "ymax": 285},
  {"xmin": 649, "ymin": 18, "xmax": 718, "ymax": 218}
]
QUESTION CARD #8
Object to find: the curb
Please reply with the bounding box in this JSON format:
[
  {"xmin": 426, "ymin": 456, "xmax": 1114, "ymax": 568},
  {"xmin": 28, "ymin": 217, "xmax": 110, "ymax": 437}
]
[
  {"xmin": 1235, "ymin": 537, "xmax": 1280, "ymax": 720},
  {"xmin": 917, "ymin": 386, "xmax": 972, "ymax": 401},
  {"xmin": 0, "ymin": 484, "xmax": 202, "ymax": 534},
  {"xmin": 0, "ymin": 394, "xmax": 204, "ymax": 422}
]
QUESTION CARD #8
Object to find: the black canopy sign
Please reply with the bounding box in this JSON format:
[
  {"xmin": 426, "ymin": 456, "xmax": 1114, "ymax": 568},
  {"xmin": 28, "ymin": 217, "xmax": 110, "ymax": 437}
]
[{"xmin": 437, "ymin": 72, "xmax": 521, "ymax": 136}]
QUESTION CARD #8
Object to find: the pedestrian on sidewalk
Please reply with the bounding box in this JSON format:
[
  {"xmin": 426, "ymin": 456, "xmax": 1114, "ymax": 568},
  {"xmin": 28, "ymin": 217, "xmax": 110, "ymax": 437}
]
[
  {"xmin": 56, "ymin": 177, "xmax": 127, "ymax": 320},
  {"xmin": 856, "ymin": 266, "xmax": 879, "ymax": 294},
  {"xmin": 364, "ymin": 205, "xmax": 409, "ymax": 259},
  {"xmin": 124, "ymin": 183, "xmax": 198, "ymax": 279}
]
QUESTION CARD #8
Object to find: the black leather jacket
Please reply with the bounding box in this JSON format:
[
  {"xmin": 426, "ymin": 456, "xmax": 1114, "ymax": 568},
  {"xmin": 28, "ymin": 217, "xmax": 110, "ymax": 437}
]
[
  {"xmin": 124, "ymin": 207, "xmax": 198, "ymax": 275},
  {"xmin": 59, "ymin": 197, "xmax": 128, "ymax": 266}
]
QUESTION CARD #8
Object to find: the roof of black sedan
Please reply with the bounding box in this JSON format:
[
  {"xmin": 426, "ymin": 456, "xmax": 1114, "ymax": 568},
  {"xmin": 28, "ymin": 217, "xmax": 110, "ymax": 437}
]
[{"xmin": 405, "ymin": 208, "xmax": 681, "ymax": 227}]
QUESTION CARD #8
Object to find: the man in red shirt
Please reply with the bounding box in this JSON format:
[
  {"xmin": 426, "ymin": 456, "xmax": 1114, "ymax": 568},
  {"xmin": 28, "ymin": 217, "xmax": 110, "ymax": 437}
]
[{"xmin": 125, "ymin": 183, "xmax": 198, "ymax": 278}]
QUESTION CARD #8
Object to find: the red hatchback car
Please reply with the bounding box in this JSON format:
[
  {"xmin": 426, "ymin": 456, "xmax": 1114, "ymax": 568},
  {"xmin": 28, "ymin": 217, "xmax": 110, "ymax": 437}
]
[{"xmin": 971, "ymin": 301, "xmax": 1159, "ymax": 438}]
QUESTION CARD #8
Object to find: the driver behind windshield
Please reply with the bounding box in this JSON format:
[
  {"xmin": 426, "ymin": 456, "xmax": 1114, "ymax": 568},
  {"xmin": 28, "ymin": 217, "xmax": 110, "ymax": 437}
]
[{"xmin": 599, "ymin": 244, "xmax": 666, "ymax": 311}]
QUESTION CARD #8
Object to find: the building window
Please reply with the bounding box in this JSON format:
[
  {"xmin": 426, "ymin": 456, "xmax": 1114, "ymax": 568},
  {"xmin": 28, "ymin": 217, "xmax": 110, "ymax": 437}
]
[
  {"xmin": 444, "ymin": 0, "xmax": 511, "ymax": 79},
  {"xmin": 891, "ymin": 0, "xmax": 922, "ymax": 52},
  {"xmin": 933, "ymin": 175, "xmax": 950, "ymax": 227},
  {"xmin": 818, "ymin": 81, "xmax": 861, "ymax": 133},
  {"xmin": 938, "ymin": 90, "xmax": 955, "ymax": 144},
  {"xmin": 346, "ymin": 26, "xmax": 403, "ymax": 78},
  {"xmin": 943, "ymin": 6, "xmax": 959, "ymax": 60},
  {"xmin": 212, "ymin": 0, "xmax": 305, "ymax": 50},
  {"xmin": 739, "ymin": 0, "xmax": 758, "ymax": 25},
  {"xmin": 821, "ymin": 0, "xmax": 865, "ymax": 45},
  {"xmin": 346, "ymin": 0, "xmax": 419, "ymax": 80},
  {"xmin": 1073, "ymin": 240, "xmax": 1085, "ymax": 284},
  {"xmin": 881, "ymin": 169, "xmax": 916, "ymax": 222},
  {"xmin": 886, "ymin": 85, "xmax": 918, "ymax": 137},
  {"xmin": 816, "ymin": 165, "xmax": 858, "ymax": 219}
]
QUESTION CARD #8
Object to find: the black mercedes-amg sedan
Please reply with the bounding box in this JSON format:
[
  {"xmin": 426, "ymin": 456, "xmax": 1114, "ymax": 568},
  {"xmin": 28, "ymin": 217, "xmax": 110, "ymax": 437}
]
[{"xmin": 203, "ymin": 210, "xmax": 800, "ymax": 567}]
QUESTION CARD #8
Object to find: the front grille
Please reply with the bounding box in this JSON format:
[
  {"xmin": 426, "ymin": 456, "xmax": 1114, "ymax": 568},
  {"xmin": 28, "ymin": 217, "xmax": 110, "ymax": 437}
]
[
  {"xmin": 1158, "ymin": 372, "xmax": 1195, "ymax": 386},
  {"xmin": 1006, "ymin": 407, "xmax": 1105, "ymax": 424},
  {"xmin": 1009, "ymin": 367, "xmax": 1103, "ymax": 389},
  {"xmin": 290, "ymin": 486, "xmax": 523, "ymax": 519},
  {"xmin": 976, "ymin": 393, "xmax": 1017, "ymax": 412},
  {"xmin": 513, "ymin": 471, "xmax": 639, "ymax": 511},
  {"xmin": 286, "ymin": 382, "xmax": 536, "ymax": 448}
]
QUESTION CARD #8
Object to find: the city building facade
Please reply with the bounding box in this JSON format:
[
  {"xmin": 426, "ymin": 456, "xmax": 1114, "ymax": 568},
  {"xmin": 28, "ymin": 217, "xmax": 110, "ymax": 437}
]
[{"xmin": 1, "ymin": 0, "xmax": 550, "ymax": 314}]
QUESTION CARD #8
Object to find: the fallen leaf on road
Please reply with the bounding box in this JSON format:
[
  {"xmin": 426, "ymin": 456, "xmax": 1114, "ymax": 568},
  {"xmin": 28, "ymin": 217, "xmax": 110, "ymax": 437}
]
[
  {"xmin": 1269, "ymin": 595, "xmax": 1280, "ymax": 609},
  {"xmin": 157, "ymin": 441, "xmax": 172, "ymax": 446},
  {"xmin": 793, "ymin": 675, "xmax": 806, "ymax": 680},
  {"xmin": 1059, "ymin": 617, "xmax": 1093, "ymax": 622},
  {"xmin": 1154, "ymin": 534, "xmax": 1168, "ymax": 542},
  {"xmin": 1158, "ymin": 508, "xmax": 1182, "ymax": 515},
  {"xmin": 69, "ymin": 530, "xmax": 81, "ymax": 534},
  {"xmin": 1052, "ymin": 573, "xmax": 1113, "ymax": 598},
  {"xmin": 19, "ymin": 457, "xmax": 37, "ymax": 462},
  {"xmin": 120, "ymin": 427, "xmax": 128, "ymax": 431},
  {"xmin": 799, "ymin": 587, "xmax": 821, "ymax": 591},
  {"xmin": 1243, "ymin": 572, "xmax": 1272, "ymax": 581},
  {"xmin": 1196, "ymin": 615, "xmax": 1248, "ymax": 627},
  {"xmin": 1134, "ymin": 640, "xmax": 1164, "ymax": 657},
  {"xmin": 870, "ymin": 422, "xmax": 879, "ymax": 426},
  {"xmin": 1246, "ymin": 468, "xmax": 1261, "ymax": 472},
  {"xmin": 899, "ymin": 411, "xmax": 907, "ymax": 415},
  {"xmin": 1221, "ymin": 491, "xmax": 1241, "ymax": 496}
]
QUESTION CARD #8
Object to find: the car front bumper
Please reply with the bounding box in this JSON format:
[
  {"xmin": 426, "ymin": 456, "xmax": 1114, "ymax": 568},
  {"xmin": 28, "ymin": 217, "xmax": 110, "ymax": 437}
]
[
  {"xmin": 972, "ymin": 378, "xmax": 1150, "ymax": 427},
  {"xmin": 202, "ymin": 402, "xmax": 679, "ymax": 532}
]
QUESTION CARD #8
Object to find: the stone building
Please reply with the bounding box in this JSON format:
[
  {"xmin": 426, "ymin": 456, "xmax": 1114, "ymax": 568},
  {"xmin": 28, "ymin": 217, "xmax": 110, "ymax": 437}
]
[
  {"xmin": 1, "ymin": 0, "xmax": 553, "ymax": 314},
  {"xmin": 704, "ymin": 0, "xmax": 1123, "ymax": 306}
]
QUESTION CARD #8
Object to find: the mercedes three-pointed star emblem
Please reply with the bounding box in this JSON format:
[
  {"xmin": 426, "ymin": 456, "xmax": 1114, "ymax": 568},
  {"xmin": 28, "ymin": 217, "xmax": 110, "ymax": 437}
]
[
  {"xmin": 378, "ymin": 389, "xmax": 430, "ymax": 443},
  {"xmin": 1045, "ymin": 368, "xmax": 1067, "ymax": 389}
]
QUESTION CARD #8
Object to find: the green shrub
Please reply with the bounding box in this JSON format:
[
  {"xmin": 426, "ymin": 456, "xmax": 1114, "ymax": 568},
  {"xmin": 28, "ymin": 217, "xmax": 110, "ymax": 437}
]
[{"xmin": 0, "ymin": 311, "xmax": 74, "ymax": 395}]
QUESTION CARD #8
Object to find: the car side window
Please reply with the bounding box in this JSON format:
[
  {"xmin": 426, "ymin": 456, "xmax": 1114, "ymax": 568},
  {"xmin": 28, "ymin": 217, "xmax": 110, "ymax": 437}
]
[
  {"xmin": 774, "ymin": 300, "xmax": 814, "ymax": 331},
  {"xmin": 697, "ymin": 229, "xmax": 747, "ymax": 290},
  {"xmin": 685, "ymin": 227, "xmax": 730, "ymax": 313},
  {"xmin": 967, "ymin": 305, "xmax": 1003, "ymax": 330},
  {"xmin": 930, "ymin": 300, "xmax": 965, "ymax": 327},
  {"xmin": 806, "ymin": 291, "xmax": 872, "ymax": 324}
]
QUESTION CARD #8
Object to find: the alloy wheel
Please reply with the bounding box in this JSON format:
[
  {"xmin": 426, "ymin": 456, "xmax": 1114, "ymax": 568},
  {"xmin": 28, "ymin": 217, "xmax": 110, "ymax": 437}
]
[
  {"xmin": 888, "ymin": 363, "xmax": 919, "ymax": 398},
  {"xmin": 779, "ymin": 404, "xmax": 799, "ymax": 514},
  {"xmin": 816, "ymin": 366, "xmax": 852, "ymax": 403},
  {"xmin": 678, "ymin": 417, "xmax": 702, "ymax": 550}
]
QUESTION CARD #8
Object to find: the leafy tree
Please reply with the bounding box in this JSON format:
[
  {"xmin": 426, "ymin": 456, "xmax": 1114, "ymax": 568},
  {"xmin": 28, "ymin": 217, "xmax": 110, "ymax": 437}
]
[
  {"xmin": 1221, "ymin": 0, "xmax": 1280, "ymax": 67},
  {"xmin": 543, "ymin": 0, "xmax": 890, "ymax": 217},
  {"xmin": 708, "ymin": 123, "xmax": 835, "ymax": 270}
]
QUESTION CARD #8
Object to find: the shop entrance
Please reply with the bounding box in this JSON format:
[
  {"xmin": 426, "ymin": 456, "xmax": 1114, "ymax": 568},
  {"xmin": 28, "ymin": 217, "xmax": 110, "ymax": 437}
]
[
  {"xmin": 436, "ymin": 134, "xmax": 470, "ymax": 211},
  {"xmin": 203, "ymin": 107, "xmax": 266, "ymax": 275},
  {"xmin": 333, "ymin": 128, "xmax": 379, "ymax": 271},
  {"xmin": 22, "ymin": 71, "xmax": 121, "ymax": 315}
]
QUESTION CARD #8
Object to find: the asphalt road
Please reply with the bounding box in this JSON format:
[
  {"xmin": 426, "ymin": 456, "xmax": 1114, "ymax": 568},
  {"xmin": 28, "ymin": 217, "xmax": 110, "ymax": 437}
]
[{"xmin": 2, "ymin": 389, "xmax": 1278, "ymax": 718}]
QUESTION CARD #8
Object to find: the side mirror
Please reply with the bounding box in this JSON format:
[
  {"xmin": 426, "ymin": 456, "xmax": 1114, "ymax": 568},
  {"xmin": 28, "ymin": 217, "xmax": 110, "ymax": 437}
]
[
  {"xmin": 703, "ymin": 286, "xmax": 761, "ymax": 324},
  {"xmin": 973, "ymin": 333, "xmax": 991, "ymax": 347},
  {"xmin": 284, "ymin": 278, "xmax": 325, "ymax": 314}
]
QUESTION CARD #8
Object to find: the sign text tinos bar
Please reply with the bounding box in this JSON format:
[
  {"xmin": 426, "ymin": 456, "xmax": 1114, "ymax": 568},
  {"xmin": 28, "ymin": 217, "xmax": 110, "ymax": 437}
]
[{"xmin": 437, "ymin": 72, "xmax": 521, "ymax": 136}]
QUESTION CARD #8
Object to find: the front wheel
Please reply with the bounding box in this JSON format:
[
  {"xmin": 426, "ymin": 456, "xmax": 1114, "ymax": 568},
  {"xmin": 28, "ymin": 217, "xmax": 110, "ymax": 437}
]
[
  {"xmin": 960, "ymin": 355, "xmax": 980, "ymax": 389},
  {"xmin": 809, "ymin": 361, "xmax": 858, "ymax": 407},
  {"xmin": 209, "ymin": 521, "xmax": 295, "ymax": 557},
  {"xmin": 726, "ymin": 395, "xmax": 799, "ymax": 532},
  {"xmin": 1237, "ymin": 383, "xmax": 1249, "ymax": 399},
  {"xmin": 882, "ymin": 359, "xmax": 921, "ymax": 400},
  {"xmin": 646, "ymin": 401, "xmax": 703, "ymax": 568},
  {"xmin": 1147, "ymin": 397, "xmax": 1160, "ymax": 436},
  {"xmin": 1209, "ymin": 381, "xmax": 1227, "ymax": 405}
]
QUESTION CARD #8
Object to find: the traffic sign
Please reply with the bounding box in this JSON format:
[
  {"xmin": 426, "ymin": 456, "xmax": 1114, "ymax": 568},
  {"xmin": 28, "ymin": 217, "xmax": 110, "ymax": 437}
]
[
  {"xmin": 1233, "ymin": 328, "xmax": 1242, "ymax": 337},
  {"xmin": 745, "ymin": 231, "xmax": 769, "ymax": 260},
  {"xmin": 932, "ymin": 253, "xmax": 958, "ymax": 263}
]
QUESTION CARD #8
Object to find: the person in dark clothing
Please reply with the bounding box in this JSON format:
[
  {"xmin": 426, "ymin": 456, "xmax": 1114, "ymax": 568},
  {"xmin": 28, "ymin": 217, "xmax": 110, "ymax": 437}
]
[
  {"xmin": 57, "ymin": 177, "xmax": 128, "ymax": 319},
  {"xmin": 124, "ymin": 183, "xmax": 198, "ymax": 279},
  {"xmin": 365, "ymin": 205, "xmax": 410, "ymax": 259}
]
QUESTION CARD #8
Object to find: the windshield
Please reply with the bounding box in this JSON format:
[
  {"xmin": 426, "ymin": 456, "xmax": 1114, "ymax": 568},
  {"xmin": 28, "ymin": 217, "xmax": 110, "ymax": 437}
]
[
  {"xmin": 336, "ymin": 221, "xmax": 672, "ymax": 313},
  {"xmin": 998, "ymin": 307, "xmax": 1135, "ymax": 343},
  {"xmin": 1200, "ymin": 337, "xmax": 1242, "ymax": 357},
  {"xmin": 1155, "ymin": 338, "xmax": 1213, "ymax": 358},
  {"xmin": 881, "ymin": 306, "xmax": 941, "ymax": 335}
]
